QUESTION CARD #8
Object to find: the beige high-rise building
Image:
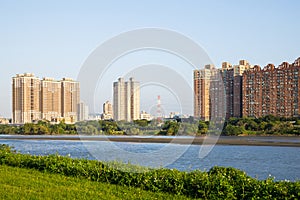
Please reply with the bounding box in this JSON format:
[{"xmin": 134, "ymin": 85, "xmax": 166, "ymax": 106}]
[
  {"xmin": 113, "ymin": 77, "xmax": 140, "ymax": 121},
  {"xmin": 12, "ymin": 73, "xmax": 41, "ymax": 124},
  {"xmin": 12, "ymin": 74, "xmax": 80, "ymax": 124},
  {"xmin": 41, "ymin": 77, "xmax": 62, "ymax": 121},
  {"xmin": 61, "ymin": 78, "xmax": 80, "ymax": 123},
  {"xmin": 194, "ymin": 65, "xmax": 216, "ymax": 121}
]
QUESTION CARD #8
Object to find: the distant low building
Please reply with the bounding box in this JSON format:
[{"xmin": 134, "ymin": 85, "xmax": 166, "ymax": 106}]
[
  {"xmin": 102, "ymin": 101, "xmax": 113, "ymax": 120},
  {"xmin": 169, "ymin": 112, "xmax": 179, "ymax": 119},
  {"xmin": 89, "ymin": 114, "xmax": 102, "ymax": 121},
  {"xmin": 140, "ymin": 111, "xmax": 152, "ymax": 121},
  {"xmin": 0, "ymin": 117, "xmax": 9, "ymax": 124}
]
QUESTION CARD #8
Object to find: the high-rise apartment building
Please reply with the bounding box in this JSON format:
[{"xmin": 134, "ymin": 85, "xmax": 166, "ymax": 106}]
[
  {"xmin": 61, "ymin": 78, "xmax": 80, "ymax": 122},
  {"xmin": 41, "ymin": 77, "xmax": 62, "ymax": 121},
  {"xmin": 12, "ymin": 74, "xmax": 80, "ymax": 124},
  {"xmin": 113, "ymin": 77, "xmax": 140, "ymax": 121},
  {"xmin": 221, "ymin": 60, "xmax": 252, "ymax": 118},
  {"xmin": 194, "ymin": 57, "xmax": 300, "ymax": 120},
  {"xmin": 242, "ymin": 58, "xmax": 300, "ymax": 118},
  {"xmin": 194, "ymin": 64, "xmax": 222, "ymax": 121},
  {"xmin": 12, "ymin": 73, "xmax": 41, "ymax": 124},
  {"xmin": 221, "ymin": 62, "xmax": 234, "ymax": 119}
]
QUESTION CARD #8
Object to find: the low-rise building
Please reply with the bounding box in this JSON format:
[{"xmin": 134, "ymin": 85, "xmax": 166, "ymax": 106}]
[
  {"xmin": 0, "ymin": 117, "xmax": 9, "ymax": 124},
  {"xmin": 140, "ymin": 111, "xmax": 152, "ymax": 121}
]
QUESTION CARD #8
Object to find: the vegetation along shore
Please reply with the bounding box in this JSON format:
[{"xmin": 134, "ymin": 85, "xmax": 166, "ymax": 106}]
[
  {"xmin": 0, "ymin": 144, "xmax": 299, "ymax": 199},
  {"xmin": 1, "ymin": 115, "xmax": 300, "ymax": 136}
]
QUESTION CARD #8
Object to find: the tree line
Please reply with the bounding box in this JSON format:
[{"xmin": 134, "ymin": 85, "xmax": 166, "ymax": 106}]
[
  {"xmin": 0, "ymin": 115, "xmax": 299, "ymax": 136},
  {"xmin": 222, "ymin": 115, "xmax": 300, "ymax": 136}
]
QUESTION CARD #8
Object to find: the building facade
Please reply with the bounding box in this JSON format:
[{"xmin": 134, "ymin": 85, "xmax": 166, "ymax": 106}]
[
  {"xmin": 194, "ymin": 65, "xmax": 213, "ymax": 121},
  {"xmin": 113, "ymin": 77, "xmax": 140, "ymax": 121},
  {"xmin": 61, "ymin": 78, "xmax": 80, "ymax": 123},
  {"xmin": 12, "ymin": 73, "xmax": 41, "ymax": 124},
  {"xmin": 41, "ymin": 78, "xmax": 62, "ymax": 121},
  {"xmin": 221, "ymin": 62, "xmax": 234, "ymax": 119},
  {"xmin": 242, "ymin": 58, "xmax": 300, "ymax": 118},
  {"xmin": 194, "ymin": 64, "xmax": 225, "ymax": 121},
  {"xmin": 221, "ymin": 60, "xmax": 252, "ymax": 119},
  {"xmin": 12, "ymin": 74, "xmax": 80, "ymax": 124}
]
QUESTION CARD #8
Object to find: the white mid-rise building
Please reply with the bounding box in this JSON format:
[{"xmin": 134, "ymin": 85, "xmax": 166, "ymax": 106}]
[{"xmin": 77, "ymin": 102, "xmax": 89, "ymax": 121}]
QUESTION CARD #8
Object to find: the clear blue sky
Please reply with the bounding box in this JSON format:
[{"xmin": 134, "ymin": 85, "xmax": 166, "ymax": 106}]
[{"xmin": 1, "ymin": 0, "xmax": 299, "ymax": 118}]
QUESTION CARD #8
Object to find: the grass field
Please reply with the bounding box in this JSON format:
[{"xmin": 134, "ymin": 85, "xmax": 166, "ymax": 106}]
[{"xmin": 0, "ymin": 165, "xmax": 192, "ymax": 200}]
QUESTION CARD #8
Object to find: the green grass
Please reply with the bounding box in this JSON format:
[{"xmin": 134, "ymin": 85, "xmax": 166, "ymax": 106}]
[
  {"xmin": 1, "ymin": 144, "xmax": 300, "ymax": 199},
  {"xmin": 0, "ymin": 165, "xmax": 192, "ymax": 200}
]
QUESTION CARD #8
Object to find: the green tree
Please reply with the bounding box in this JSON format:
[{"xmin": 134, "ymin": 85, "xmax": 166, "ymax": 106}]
[
  {"xmin": 86, "ymin": 124, "xmax": 98, "ymax": 135},
  {"xmin": 133, "ymin": 119, "xmax": 150, "ymax": 127},
  {"xmin": 159, "ymin": 121, "xmax": 180, "ymax": 136},
  {"xmin": 223, "ymin": 124, "xmax": 244, "ymax": 136},
  {"xmin": 23, "ymin": 123, "xmax": 34, "ymax": 135},
  {"xmin": 38, "ymin": 125, "xmax": 50, "ymax": 135},
  {"xmin": 198, "ymin": 121, "xmax": 208, "ymax": 135}
]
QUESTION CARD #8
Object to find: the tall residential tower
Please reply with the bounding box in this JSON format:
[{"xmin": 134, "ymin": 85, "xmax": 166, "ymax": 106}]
[
  {"xmin": 113, "ymin": 77, "xmax": 140, "ymax": 121},
  {"xmin": 12, "ymin": 73, "xmax": 41, "ymax": 124},
  {"xmin": 194, "ymin": 64, "xmax": 220, "ymax": 121},
  {"xmin": 61, "ymin": 78, "xmax": 80, "ymax": 122},
  {"xmin": 221, "ymin": 60, "xmax": 252, "ymax": 118},
  {"xmin": 40, "ymin": 77, "xmax": 62, "ymax": 121}
]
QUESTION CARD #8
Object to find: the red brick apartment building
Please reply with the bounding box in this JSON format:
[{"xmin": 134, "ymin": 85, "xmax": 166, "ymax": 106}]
[
  {"xmin": 242, "ymin": 58, "xmax": 300, "ymax": 118},
  {"xmin": 194, "ymin": 57, "xmax": 300, "ymax": 120}
]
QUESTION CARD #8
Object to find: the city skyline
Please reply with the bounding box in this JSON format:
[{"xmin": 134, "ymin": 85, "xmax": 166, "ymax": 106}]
[
  {"xmin": 1, "ymin": 1, "xmax": 300, "ymax": 117},
  {"xmin": 9, "ymin": 55, "xmax": 300, "ymax": 123}
]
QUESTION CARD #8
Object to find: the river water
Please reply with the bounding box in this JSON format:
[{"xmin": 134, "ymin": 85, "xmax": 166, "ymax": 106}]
[{"xmin": 0, "ymin": 137, "xmax": 299, "ymax": 181}]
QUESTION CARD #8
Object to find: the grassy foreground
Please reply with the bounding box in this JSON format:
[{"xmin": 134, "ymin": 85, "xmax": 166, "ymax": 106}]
[
  {"xmin": 0, "ymin": 165, "xmax": 191, "ymax": 200},
  {"xmin": 1, "ymin": 144, "xmax": 300, "ymax": 199}
]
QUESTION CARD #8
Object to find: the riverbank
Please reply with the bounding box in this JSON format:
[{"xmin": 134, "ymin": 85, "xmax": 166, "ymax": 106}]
[{"xmin": 1, "ymin": 135, "xmax": 300, "ymax": 147}]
